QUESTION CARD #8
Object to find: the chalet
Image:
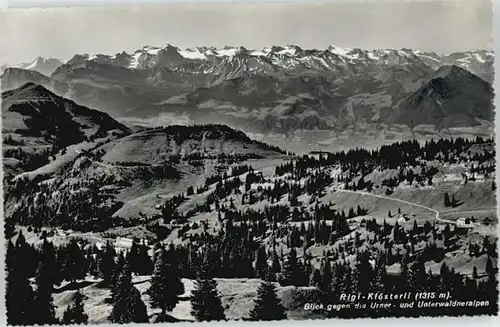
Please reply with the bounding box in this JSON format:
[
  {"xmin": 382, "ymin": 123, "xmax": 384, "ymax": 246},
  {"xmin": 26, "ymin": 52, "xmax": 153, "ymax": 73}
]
[
  {"xmin": 456, "ymin": 217, "xmax": 474, "ymax": 228},
  {"xmin": 398, "ymin": 214, "xmax": 410, "ymax": 224}
]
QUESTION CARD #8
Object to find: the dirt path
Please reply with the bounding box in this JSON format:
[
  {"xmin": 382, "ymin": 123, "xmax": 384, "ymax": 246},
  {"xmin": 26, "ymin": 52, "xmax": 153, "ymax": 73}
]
[{"xmin": 336, "ymin": 189, "xmax": 455, "ymax": 224}]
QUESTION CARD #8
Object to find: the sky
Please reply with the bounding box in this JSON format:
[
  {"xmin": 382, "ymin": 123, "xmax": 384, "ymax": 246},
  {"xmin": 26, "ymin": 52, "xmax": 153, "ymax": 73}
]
[{"xmin": 0, "ymin": 0, "xmax": 494, "ymax": 65}]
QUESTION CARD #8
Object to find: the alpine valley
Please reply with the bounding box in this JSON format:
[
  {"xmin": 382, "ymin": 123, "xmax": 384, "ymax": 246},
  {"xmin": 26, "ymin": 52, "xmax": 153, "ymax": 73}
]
[{"xmin": 2, "ymin": 43, "xmax": 497, "ymax": 324}]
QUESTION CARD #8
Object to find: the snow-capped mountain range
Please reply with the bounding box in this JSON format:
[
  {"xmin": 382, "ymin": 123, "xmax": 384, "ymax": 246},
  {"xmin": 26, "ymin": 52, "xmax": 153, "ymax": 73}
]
[
  {"xmin": 1, "ymin": 43, "xmax": 493, "ymax": 152},
  {"xmin": 4, "ymin": 44, "xmax": 491, "ymax": 81},
  {"xmin": 54, "ymin": 44, "xmax": 492, "ymax": 81}
]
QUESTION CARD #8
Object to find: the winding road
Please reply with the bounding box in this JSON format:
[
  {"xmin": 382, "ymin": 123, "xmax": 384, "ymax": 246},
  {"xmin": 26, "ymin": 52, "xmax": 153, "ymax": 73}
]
[
  {"xmin": 336, "ymin": 189, "xmax": 455, "ymax": 224},
  {"xmin": 74, "ymin": 147, "xmax": 458, "ymax": 225}
]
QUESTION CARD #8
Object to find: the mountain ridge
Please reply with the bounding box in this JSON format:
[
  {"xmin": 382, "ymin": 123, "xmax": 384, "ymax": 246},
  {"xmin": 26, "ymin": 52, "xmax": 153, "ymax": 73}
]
[
  {"xmin": 2, "ymin": 83, "xmax": 132, "ymax": 176},
  {"xmin": 50, "ymin": 44, "xmax": 492, "ymax": 81},
  {"xmin": 1, "ymin": 44, "xmax": 493, "ymax": 153}
]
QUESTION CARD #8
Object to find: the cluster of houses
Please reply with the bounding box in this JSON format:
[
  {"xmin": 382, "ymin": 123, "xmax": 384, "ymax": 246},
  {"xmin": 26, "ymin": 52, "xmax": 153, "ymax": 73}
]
[{"xmin": 395, "ymin": 212, "xmax": 476, "ymax": 230}]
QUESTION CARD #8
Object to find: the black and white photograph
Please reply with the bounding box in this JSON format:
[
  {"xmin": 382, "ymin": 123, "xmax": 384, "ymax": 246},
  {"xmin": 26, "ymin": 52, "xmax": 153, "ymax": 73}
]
[{"xmin": 1, "ymin": 0, "xmax": 498, "ymax": 324}]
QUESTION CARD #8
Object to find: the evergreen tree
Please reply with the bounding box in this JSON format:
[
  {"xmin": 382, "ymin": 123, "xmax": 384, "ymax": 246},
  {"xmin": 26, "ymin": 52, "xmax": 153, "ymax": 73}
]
[
  {"xmin": 270, "ymin": 252, "xmax": 281, "ymax": 281},
  {"xmin": 109, "ymin": 264, "xmax": 149, "ymax": 323},
  {"xmin": 353, "ymin": 250, "xmax": 373, "ymax": 293},
  {"xmin": 249, "ymin": 281, "xmax": 287, "ymax": 321},
  {"xmin": 97, "ymin": 242, "xmax": 116, "ymax": 286},
  {"xmin": 62, "ymin": 290, "xmax": 89, "ymax": 324},
  {"xmin": 318, "ymin": 260, "xmax": 333, "ymax": 295},
  {"xmin": 190, "ymin": 270, "xmax": 225, "ymax": 322},
  {"xmin": 63, "ymin": 239, "xmax": 87, "ymax": 283},
  {"xmin": 254, "ymin": 246, "xmax": 269, "ymax": 279},
  {"xmin": 398, "ymin": 258, "xmax": 412, "ymax": 292},
  {"xmin": 444, "ymin": 192, "xmax": 451, "ymax": 207},
  {"xmin": 148, "ymin": 248, "xmax": 184, "ymax": 319},
  {"xmin": 310, "ymin": 268, "xmax": 322, "ymax": 287},
  {"xmin": 410, "ymin": 256, "xmax": 429, "ymax": 292},
  {"xmin": 14, "ymin": 230, "xmax": 39, "ymax": 277},
  {"xmin": 279, "ymin": 248, "xmax": 298, "ymax": 286},
  {"xmin": 41, "ymin": 238, "xmax": 60, "ymax": 286},
  {"xmin": 128, "ymin": 240, "xmax": 140, "ymax": 273},
  {"xmin": 111, "ymin": 252, "xmax": 127, "ymax": 301},
  {"xmin": 6, "ymin": 241, "xmax": 35, "ymax": 325},
  {"xmin": 136, "ymin": 242, "xmax": 153, "ymax": 275},
  {"xmin": 5, "ymin": 240, "xmax": 16, "ymax": 275},
  {"xmin": 485, "ymin": 256, "xmax": 496, "ymax": 278},
  {"xmin": 33, "ymin": 261, "xmax": 58, "ymax": 325},
  {"xmin": 370, "ymin": 252, "xmax": 387, "ymax": 292}
]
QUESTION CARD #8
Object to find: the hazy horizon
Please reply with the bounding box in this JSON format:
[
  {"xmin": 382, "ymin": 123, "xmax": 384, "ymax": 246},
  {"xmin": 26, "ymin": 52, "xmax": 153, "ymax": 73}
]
[{"xmin": 1, "ymin": 0, "xmax": 493, "ymax": 65}]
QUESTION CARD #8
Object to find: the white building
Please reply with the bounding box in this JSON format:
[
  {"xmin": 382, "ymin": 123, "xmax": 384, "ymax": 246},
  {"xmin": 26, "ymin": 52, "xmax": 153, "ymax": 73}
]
[{"xmin": 456, "ymin": 217, "xmax": 474, "ymax": 228}]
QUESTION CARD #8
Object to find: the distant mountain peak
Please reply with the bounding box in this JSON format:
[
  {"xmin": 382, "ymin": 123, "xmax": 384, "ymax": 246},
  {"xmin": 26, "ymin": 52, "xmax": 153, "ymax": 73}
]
[
  {"xmin": 17, "ymin": 57, "xmax": 64, "ymax": 76},
  {"xmin": 164, "ymin": 44, "xmax": 179, "ymax": 51},
  {"xmin": 328, "ymin": 45, "xmax": 353, "ymax": 56},
  {"xmin": 432, "ymin": 64, "xmax": 472, "ymax": 79}
]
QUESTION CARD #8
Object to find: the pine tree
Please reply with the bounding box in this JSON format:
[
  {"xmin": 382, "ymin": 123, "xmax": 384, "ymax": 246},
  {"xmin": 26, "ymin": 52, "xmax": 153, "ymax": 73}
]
[
  {"xmin": 398, "ymin": 259, "xmax": 412, "ymax": 292},
  {"xmin": 33, "ymin": 261, "xmax": 58, "ymax": 325},
  {"xmin": 444, "ymin": 192, "xmax": 451, "ymax": 207},
  {"xmin": 6, "ymin": 241, "xmax": 35, "ymax": 325},
  {"xmin": 249, "ymin": 281, "xmax": 287, "ymax": 321},
  {"xmin": 310, "ymin": 268, "xmax": 322, "ymax": 287},
  {"xmin": 318, "ymin": 260, "xmax": 333, "ymax": 295},
  {"xmin": 353, "ymin": 250, "xmax": 374, "ymax": 293},
  {"xmin": 128, "ymin": 240, "xmax": 140, "ymax": 273},
  {"xmin": 370, "ymin": 252, "xmax": 387, "ymax": 292},
  {"xmin": 63, "ymin": 239, "xmax": 87, "ymax": 283},
  {"xmin": 41, "ymin": 238, "xmax": 60, "ymax": 286},
  {"xmin": 279, "ymin": 248, "xmax": 298, "ymax": 286},
  {"xmin": 62, "ymin": 290, "xmax": 89, "ymax": 324},
  {"xmin": 149, "ymin": 248, "xmax": 184, "ymax": 319},
  {"xmin": 15, "ymin": 230, "xmax": 39, "ymax": 277},
  {"xmin": 111, "ymin": 252, "xmax": 127, "ymax": 301},
  {"xmin": 254, "ymin": 246, "xmax": 269, "ymax": 279},
  {"xmin": 5, "ymin": 240, "xmax": 16, "ymax": 275},
  {"xmin": 190, "ymin": 270, "xmax": 225, "ymax": 322},
  {"xmin": 410, "ymin": 256, "xmax": 429, "ymax": 292},
  {"xmin": 109, "ymin": 264, "xmax": 149, "ymax": 323},
  {"xmin": 485, "ymin": 256, "xmax": 496, "ymax": 278},
  {"xmin": 136, "ymin": 242, "xmax": 153, "ymax": 275},
  {"xmin": 270, "ymin": 252, "xmax": 281, "ymax": 281},
  {"xmin": 97, "ymin": 242, "xmax": 116, "ymax": 286}
]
